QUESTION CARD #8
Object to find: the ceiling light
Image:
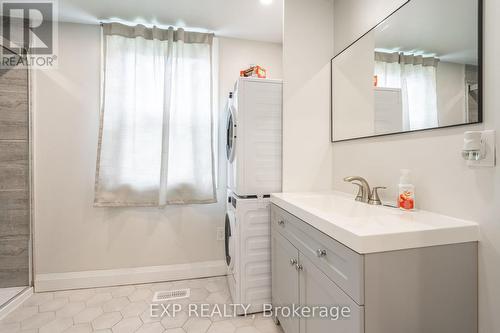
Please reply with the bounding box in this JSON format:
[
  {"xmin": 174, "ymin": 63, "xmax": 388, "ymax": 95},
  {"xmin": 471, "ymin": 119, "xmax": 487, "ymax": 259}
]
[{"xmin": 260, "ymin": 0, "xmax": 273, "ymax": 5}]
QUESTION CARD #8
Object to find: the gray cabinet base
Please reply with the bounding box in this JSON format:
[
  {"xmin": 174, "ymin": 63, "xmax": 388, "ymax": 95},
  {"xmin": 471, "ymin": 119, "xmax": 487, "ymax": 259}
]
[
  {"xmin": 364, "ymin": 242, "xmax": 478, "ymax": 333},
  {"xmin": 271, "ymin": 204, "xmax": 478, "ymax": 333}
]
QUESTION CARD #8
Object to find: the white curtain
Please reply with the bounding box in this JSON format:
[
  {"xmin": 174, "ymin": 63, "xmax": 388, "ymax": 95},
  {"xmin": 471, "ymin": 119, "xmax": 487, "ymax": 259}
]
[
  {"xmin": 374, "ymin": 53, "xmax": 401, "ymax": 89},
  {"xmin": 95, "ymin": 23, "xmax": 216, "ymax": 207},
  {"xmin": 374, "ymin": 52, "xmax": 439, "ymax": 131}
]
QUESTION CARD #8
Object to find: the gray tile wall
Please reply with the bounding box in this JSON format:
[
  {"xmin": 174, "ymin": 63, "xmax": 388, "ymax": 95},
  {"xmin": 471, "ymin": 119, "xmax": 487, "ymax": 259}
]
[{"xmin": 0, "ymin": 60, "xmax": 30, "ymax": 288}]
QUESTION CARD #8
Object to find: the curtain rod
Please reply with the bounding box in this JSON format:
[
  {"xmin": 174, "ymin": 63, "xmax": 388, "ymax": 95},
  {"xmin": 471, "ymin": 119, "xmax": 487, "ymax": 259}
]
[{"xmin": 98, "ymin": 21, "xmax": 216, "ymax": 36}]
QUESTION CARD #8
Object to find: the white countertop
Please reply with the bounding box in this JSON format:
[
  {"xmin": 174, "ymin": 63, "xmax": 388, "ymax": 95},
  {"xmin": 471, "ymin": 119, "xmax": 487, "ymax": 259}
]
[{"xmin": 271, "ymin": 191, "xmax": 479, "ymax": 254}]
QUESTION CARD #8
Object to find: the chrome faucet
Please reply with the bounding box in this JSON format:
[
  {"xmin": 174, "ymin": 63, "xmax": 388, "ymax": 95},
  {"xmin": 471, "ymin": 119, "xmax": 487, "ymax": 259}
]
[{"xmin": 344, "ymin": 176, "xmax": 371, "ymax": 203}]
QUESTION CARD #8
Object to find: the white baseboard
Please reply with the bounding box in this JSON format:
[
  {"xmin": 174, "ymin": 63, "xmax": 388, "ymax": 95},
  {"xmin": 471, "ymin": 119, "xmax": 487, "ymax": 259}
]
[
  {"xmin": 35, "ymin": 260, "xmax": 227, "ymax": 292},
  {"xmin": 0, "ymin": 287, "xmax": 33, "ymax": 321}
]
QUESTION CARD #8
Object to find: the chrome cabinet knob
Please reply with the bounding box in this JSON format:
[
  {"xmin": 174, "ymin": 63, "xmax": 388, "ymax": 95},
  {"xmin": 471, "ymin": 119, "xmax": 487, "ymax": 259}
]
[
  {"xmin": 296, "ymin": 263, "xmax": 303, "ymax": 271},
  {"xmin": 290, "ymin": 258, "xmax": 297, "ymax": 266},
  {"xmin": 278, "ymin": 220, "xmax": 285, "ymax": 226},
  {"xmin": 316, "ymin": 249, "xmax": 327, "ymax": 258}
]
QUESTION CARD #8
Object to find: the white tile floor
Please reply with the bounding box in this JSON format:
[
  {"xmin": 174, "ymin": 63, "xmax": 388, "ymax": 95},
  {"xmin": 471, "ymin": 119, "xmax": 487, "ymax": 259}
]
[{"xmin": 0, "ymin": 277, "xmax": 283, "ymax": 333}]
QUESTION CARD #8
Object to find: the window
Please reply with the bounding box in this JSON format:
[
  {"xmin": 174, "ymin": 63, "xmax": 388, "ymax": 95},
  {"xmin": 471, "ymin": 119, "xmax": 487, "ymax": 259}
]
[
  {"xmin": 94, "ymin": 23, "xmax": 216, "ymax": 206},
  {"xmin": 374, "ymin": 51, "xmax": 439, "ymax": 131}
]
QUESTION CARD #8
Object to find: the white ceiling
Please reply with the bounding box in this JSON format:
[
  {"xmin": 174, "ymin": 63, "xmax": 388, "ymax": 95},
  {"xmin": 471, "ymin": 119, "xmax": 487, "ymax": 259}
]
[
  {"xmin": 57, "ymin": 0, "xmax": 284, "ymax": 43},
  {"xmin": 375, "ymin": 0, "xmax": 478, "ymax": 65}
]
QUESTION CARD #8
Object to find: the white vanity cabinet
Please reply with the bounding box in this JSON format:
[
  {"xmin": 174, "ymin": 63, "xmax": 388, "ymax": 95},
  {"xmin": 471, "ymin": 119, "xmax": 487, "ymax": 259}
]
[{"xmin": 271, "ymin": 204, "xmax": 478, "ymax": 333}]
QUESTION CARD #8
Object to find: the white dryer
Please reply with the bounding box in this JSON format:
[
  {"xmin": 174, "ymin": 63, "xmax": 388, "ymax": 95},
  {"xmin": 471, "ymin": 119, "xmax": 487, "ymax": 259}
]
[
  {"xmin": 225, "ymin": 192, "xmax": 272, "ymax": 315},
  {"xmin": 226, "ymin": 78, "xmax": 283, "ymax": 197}
]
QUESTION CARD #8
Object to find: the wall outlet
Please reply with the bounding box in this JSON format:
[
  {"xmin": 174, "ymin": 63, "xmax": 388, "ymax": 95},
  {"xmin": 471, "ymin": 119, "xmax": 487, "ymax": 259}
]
[{"xmin": 216, "ymin": 227, "xmax": 225, "ymax": 241}]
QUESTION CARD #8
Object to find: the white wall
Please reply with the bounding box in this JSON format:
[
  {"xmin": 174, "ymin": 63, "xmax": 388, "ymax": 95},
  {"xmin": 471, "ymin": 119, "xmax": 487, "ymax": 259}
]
[
  {"xmin": 283, "ymin": 0, "xmax": 334, "ymax": 191},
  {"xmin": 32, "ymin": 23, "xmax": 282, "ymax": 277},
  {"xmin": 330, "ymin": 1, "xmax": 500, "ymax": 332},
  {"xmin": 334, "ymin": 0, "xmax": 406, "ymax": 54},
  {"xmin": 218, "ymin": 37, "xmax": 283, "ymax": 87}
]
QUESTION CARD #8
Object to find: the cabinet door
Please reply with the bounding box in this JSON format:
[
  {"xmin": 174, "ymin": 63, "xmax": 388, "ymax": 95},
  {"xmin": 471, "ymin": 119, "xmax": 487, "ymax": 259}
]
[
  {"xmin": 299, "ymin": 254, "xmax": 364, "ymax": 333},
  {"xmin": 272, "ymin": 230, "xmax": 300, "ymax": 333}
]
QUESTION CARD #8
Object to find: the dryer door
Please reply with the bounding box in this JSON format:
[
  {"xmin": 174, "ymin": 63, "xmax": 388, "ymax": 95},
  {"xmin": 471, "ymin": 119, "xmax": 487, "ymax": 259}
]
[
  {"xmin": 225, "ymin": 211, "xmax": 236, "ymax": 273},
  {"xmin": 226, "ymin": 104, "xmax": 237, "ymax": 162}
]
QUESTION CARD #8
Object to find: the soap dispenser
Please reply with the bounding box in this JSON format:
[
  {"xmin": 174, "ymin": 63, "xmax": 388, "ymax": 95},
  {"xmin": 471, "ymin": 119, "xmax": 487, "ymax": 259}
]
[{"xmin": 398, "ymin": 169, "xmax": 415, "ymax": 211}]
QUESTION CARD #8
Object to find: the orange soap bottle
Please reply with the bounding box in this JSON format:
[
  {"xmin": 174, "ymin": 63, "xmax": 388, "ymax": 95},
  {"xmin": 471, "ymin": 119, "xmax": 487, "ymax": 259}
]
[{"xmin": 398, "ymin": 169, "xmax": 415, "ymax": 211}]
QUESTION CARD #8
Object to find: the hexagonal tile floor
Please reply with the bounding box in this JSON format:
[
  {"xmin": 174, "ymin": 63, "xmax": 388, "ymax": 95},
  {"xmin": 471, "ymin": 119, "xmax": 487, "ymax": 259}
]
[{"xmin": 0, "ymin": 276, "xmax": 284, "ymax": 333}]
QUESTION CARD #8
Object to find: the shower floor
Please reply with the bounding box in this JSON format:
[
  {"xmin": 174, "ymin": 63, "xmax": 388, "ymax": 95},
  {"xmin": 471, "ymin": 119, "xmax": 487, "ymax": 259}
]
[{"xmin": 0, "ymin": 287, "xmax": 26, "ymax": 308}]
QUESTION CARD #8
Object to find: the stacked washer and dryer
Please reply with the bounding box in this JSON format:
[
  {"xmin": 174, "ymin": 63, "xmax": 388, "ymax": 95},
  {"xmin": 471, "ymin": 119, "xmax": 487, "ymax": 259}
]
[{"xmin": 224, "ymin": 77, "xmax": 283, "ymax": 315}]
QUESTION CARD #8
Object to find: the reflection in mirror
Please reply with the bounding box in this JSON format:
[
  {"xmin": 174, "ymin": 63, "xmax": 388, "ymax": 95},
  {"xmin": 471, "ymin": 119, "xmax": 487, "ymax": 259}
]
[{"xmin": 331, "ymin": 0, "xmax": 481, "ymax": 142}]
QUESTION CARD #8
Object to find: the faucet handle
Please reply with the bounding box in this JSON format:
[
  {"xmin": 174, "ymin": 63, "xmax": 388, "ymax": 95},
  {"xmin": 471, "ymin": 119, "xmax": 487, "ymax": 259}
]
[
  {"xmin": 348, "ymin": 182, "xmax": 365, "ymax": 202},
  {"xmin": 369, "ymin": 187, "xmax": 386, "ymax": 205}
]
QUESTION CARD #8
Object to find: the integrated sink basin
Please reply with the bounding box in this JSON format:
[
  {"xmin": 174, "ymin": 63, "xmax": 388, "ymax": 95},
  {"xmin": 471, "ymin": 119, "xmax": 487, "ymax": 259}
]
[{"xmin": 271, "ymin": 191, "xmax": 479, "ymax": 253}]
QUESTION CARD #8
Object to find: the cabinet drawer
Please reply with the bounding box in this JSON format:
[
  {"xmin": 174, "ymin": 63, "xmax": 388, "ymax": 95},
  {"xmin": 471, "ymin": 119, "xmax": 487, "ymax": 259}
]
[{"xmin": 272, "ymin": 204, "xmax": 364, "ymax": 305}]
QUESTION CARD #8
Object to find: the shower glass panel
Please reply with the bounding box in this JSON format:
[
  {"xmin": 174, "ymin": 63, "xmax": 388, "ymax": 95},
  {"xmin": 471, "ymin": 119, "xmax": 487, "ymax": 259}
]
[{"xmin": 0, "ymin": 48, "xmax": 31, "ymax": 309}]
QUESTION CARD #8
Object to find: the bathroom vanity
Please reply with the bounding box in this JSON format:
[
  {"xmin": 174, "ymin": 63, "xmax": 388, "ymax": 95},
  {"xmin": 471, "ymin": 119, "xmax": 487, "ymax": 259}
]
[{"xmin": 270, "ymin": 192, "xmax": 479, "ymax": 333}]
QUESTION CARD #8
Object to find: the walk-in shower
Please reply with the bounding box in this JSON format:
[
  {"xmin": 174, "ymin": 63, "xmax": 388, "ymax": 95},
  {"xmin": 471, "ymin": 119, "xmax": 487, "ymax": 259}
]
[{"xmin": 0, "ymin": 45, "xmax": 32, "ymax": 311}]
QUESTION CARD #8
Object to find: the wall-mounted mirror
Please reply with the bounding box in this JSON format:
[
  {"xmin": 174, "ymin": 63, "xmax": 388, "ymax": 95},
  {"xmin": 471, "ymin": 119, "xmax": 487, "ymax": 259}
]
[{"xmin": 331, "ymin": 0, "xmax": 482, "ymax": 142}]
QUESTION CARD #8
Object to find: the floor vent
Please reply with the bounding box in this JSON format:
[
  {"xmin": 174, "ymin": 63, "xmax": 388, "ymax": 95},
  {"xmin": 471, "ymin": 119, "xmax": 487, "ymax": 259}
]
[{"xmin": 153, "ymin": 288, "xmax": 190, "ymax": 302}]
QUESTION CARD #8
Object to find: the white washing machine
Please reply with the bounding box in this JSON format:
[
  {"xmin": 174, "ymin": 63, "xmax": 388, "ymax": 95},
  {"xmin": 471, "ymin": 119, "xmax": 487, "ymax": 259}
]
[
  {"xmin": 225, "ymin": 192, "xmax": 272, "ymax": 315},
  {"xmin": 226, "ymin": 77, "xmax": 283, "ymax": 197}
]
